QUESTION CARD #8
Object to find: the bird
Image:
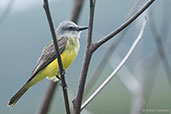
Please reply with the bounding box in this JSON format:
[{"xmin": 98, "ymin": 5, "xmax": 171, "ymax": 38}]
[{"xmin": 8, "ymin": 21, "xmax": 88, "ymax": 107}]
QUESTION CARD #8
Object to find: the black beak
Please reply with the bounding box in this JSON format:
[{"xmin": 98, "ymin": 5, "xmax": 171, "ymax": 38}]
[{"xmin": 76, "ymin": 26, "xmax": 88, "ymax": 31}]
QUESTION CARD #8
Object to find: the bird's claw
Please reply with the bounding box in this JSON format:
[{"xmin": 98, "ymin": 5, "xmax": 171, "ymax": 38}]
[
  {"xmin": 56, "ymin": 75, "xmax": 61, "ymax": 80},
  {"xmin": 61, "ymin": 69, "xmax": 66, "ymax": 76}
]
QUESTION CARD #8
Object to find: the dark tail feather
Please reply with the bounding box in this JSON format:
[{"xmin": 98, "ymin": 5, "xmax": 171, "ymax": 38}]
[{"xmin": 8, "ymin": 83, "xmax": 30, "ymax": 107}]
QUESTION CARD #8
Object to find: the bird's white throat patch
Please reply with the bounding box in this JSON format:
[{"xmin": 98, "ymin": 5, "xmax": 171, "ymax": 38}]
[{"xmin": 59, "ymin": 31, "xmax": 81, "ymax": 39}]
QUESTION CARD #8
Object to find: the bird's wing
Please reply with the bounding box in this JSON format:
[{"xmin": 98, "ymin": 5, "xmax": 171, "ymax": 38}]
[{"xmin": 27, "ymin": 36, "xmax": 67, "ymax": 82}]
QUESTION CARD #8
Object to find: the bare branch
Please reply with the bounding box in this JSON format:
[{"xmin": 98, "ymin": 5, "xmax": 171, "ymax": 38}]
[
  {"xmin": 81, "ymin": 17, "xmax": 147, "ymax": 110},
  {"xmin": 70, "ymin": 0, "xmax": 85, "ymax": 23},
  {"xmin": 92, "ymin": 0, "xmax": 155, "ymax": 51},
  {"xmin": 110, "ymin": 56, "xmax": 143, "ymax": 114},
  {"xmin": 142, "ymin": 3, "xmax": 171, "ymax": 109},
  {"xmin": 149, "ymin": 10, "xmax": 171, "ymax": 86},
  {"xmin": 160, "ymin": 0, "xmax": 171, "ymax": 39},
  {"xmin": 37, "ymin": 82, "xmax": 58, "ymax": 114},
  {"xmin": 0, "ymin": 0, "xmax": 14, "ymax": 24},
  {"xmin": 142, "ymin": 43, "xmax": 171, "ymax": 110},
  {"xmin": 73, "ymin": 0, "xmax": 96, "ymax": 114},
  {"xmin": 43, "ymin": 0, "xmax": 70, "ymax": 113}
]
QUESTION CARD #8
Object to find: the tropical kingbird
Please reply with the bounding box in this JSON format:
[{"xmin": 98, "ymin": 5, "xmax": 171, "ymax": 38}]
[{"xmin": 8, "ymin": 21, "xmax": 88, "ymax": 106}]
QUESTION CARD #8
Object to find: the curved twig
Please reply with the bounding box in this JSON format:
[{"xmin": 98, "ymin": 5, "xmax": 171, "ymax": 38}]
[{"xmin": 81, "ymin": 17, "xmax": 147, "ymax": 110}]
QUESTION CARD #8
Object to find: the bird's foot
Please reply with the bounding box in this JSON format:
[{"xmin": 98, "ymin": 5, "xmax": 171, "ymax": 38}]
[
  {"xmin": 56, "ymin": 75, "xmax": 61, "ymax": 80},
  {"xmin": 61, "ymin": 68, "xmax": 66, "ymax": 76}
]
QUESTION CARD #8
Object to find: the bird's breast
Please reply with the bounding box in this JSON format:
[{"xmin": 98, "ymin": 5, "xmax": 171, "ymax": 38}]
[{"xmin": 61, "ymin": 37, "xmax": 80, "ymax": 69}]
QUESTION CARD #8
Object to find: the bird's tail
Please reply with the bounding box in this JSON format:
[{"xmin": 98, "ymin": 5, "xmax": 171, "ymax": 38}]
[{"xmin": 8, "ymin": 83, "xmax": 30, "ymax": 107}]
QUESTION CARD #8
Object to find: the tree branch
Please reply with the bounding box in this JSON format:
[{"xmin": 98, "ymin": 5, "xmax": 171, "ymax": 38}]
[
  {"xmin": 142, "ymin": 5, "xmax": 171, "ymax": 110},
  {"xmin": 43, "ymin": 0, "xmax": 70, "ymax": 114},
  {"xmin": 37, "ymin": 82, "xmax": 58, "ymax": 114},
  {"xmin": 73, "ymin": 0, "xmax": 96, "ymax": 114},
  {"xmin": 92, "ymin": 0, "xmax": 155, "ymax": 51},
  {"xmin": 149, "ymin": 10, "xmax": 171, "ymax": 86},
  {"xmin": 81, "ymin": 17, "xmax": 147, "ymax": 110},
  {"xmin": 70, "ymin": 0, "xmax": 85, "ymax": 23},
  {"xmin": 0, "ymin": 0, "xmax": 14, "ymax": 24},
  {"xmin": 73, "ymin": 0, "xmax": 154, "ymax": 113}
]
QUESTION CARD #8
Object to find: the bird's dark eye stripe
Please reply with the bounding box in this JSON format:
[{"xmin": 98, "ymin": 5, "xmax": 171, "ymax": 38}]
[
  {"xmin": 62, "ymin": 26, "xmax": 77, "ymax": 31},
  {"xmin": 68, "ymin": 26, "xmax": 74, "ymax": 30},
  {"xmin": 62, "ymin": 26, "xmax": 73, "ymax": 31},
  {"xmin": 68, "ymin": 26, "xmax": 78, "ymax": 31}
]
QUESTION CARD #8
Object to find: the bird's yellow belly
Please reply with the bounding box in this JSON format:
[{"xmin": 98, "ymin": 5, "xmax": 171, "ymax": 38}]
[{"xmin": 43, "ymin": 37, "xmax": 80, "ymax": 79}]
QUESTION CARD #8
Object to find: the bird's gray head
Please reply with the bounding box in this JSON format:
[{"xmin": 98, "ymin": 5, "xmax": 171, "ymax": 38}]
[{"xmin": 56, "ymin": 21, "xmax": 88, "ymax": 38}]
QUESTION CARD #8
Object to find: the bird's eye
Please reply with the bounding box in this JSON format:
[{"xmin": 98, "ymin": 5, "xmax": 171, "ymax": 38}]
[{"xmin": 68, "ymin": 26, "xmax": 74, "ymax": 30}]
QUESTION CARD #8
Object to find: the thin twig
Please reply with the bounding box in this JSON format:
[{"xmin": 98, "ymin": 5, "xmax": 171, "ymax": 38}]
[
  {"xmin": 149, "ymin": 10, "xmax": 171, "ymax": 86},
  {"xmin": 43, "ymin": 0, "xmax": 70, "ymax": 114},
  {"xmin": 92, "ymin": 0, "xmax": 155, "ymax": 51},
  {"xmin": 0, "ymin": 0, "xmax": 14, "ymax": 24},
  {"xmin": 131, "ymin": 13, "xmax": 147, "ymax": 114},
  {"xmin": 142, "ymin": 3, "xmax": 171, "ymax": 110},
  {"xmin": 81, "ymin": 18, "xmax": 147, "ymax": 110},
  {"xmin": 142, "ymin": 44, "xmax": 171, "ymax": 109},
  {"xmin": 110, "ymin": 56, "xmax": 143, "ymax": 114},
  {"xmin": 70, "ymin": 0, "xmax": 85, "ymax": 23},
  {"xmin": 160, "ymin": 0, "xmax": 171, "ymax": 40},
  {"xmin": 73, "ymin": 0, "xmax": 96, "ymax": 114}
]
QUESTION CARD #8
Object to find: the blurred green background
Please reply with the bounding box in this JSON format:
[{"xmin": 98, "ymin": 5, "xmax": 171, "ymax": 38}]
[{"xmin": 0, "ymin": 0, "xmax": 171, "ymax": 114}]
